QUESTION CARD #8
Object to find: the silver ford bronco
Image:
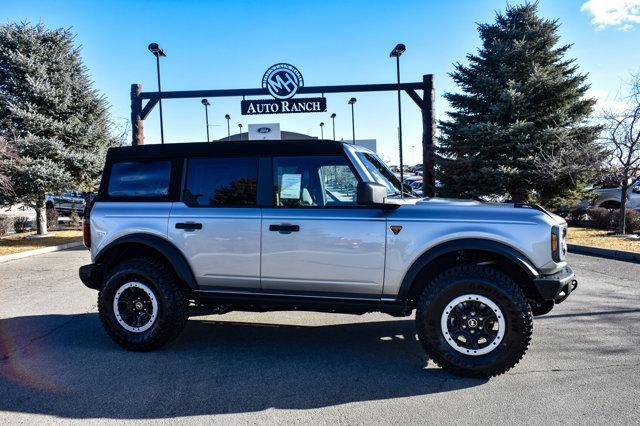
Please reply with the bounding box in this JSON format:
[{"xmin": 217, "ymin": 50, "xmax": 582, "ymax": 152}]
[{"xmin": 79, "ymin": 140, "xmax": 576, "ymax": 377}]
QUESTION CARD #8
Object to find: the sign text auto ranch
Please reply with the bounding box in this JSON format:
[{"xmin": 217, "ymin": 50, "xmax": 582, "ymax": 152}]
[{"xmin": 241, "ymin": 97, "xmax": 327, "ymax": 115}]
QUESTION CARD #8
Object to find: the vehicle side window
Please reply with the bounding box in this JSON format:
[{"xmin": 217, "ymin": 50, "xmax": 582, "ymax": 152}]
[
  {"xmin": 355, "ymin": 152, "xmax": 401, "ymax": 195},
  {"xmin": 108, "ymin": 161, "xmax": 171, "ymax": 197},
  {"xmin": 183, "ymin": 157, "xmax": 258, "ymax": 207},
  {"xmin": 273, "ymin": 156, "xmax": 358, "ymax": 207}
]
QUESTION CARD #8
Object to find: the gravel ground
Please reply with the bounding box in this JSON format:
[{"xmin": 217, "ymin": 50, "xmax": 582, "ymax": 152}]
[
  {"xmin": 569, "ymin": 227, "xmax": 640, "ymax": 253},
  {"xmin": 0, "ymin": 230, "xmax": 83, "ymax": 256},
  {"xmin": 0, "ymin": 248, "xmax": 639, "ymax": 424}
]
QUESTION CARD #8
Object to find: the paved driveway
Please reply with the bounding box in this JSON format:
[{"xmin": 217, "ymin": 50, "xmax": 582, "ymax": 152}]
[{"xmin": 0, "ymin": 248, "xmax": 639, "ymax": 424}]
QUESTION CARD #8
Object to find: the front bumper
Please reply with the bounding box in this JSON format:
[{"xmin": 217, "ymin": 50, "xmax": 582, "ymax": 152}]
[
  {"xmin": 533, "ymin": 266, "xmax": 577, "ymax": 303},
  {"xmin": 79, "ymin": 263, "xmax": 103, "ymax": 290}
]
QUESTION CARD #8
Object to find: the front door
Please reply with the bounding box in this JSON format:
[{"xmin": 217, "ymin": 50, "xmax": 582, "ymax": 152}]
[
  {"xmin": 168, "ymin": 156, "xmax": 261, "ymax": 291},
  {"xmin": 261, "ymin": 155, "xmax": 387, "ymax": 296}
]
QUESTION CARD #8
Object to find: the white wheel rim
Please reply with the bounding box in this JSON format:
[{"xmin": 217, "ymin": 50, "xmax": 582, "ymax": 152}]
[
  {"xmin": 440, "ymin": 294, "xmax": 506, "ymax": 356},
  {"xmin": 113, "ymin": 281, "xmax": 158, "ymax": 333}
]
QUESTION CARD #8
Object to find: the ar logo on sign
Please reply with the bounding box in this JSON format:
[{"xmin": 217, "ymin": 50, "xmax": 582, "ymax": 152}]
[{"xmin": 262, "ymin": 63, "xmax": 304, "ymax": 99}]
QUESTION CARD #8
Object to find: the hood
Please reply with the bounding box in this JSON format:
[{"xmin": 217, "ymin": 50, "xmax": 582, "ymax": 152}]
[{"xmin": 389, "ymin": 197, "xmax": 565, "ymax": 225}]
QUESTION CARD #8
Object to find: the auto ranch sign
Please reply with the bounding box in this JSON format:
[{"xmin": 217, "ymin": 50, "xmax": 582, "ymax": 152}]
[{"xmin": 241, "ymin": 63, "xmax": 327, "ymax": 115}]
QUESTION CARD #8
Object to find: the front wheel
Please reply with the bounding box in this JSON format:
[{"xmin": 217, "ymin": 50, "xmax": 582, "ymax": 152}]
[{"xmin": 416, "ymin": 265, "xmax": 533, "ymax": 378}]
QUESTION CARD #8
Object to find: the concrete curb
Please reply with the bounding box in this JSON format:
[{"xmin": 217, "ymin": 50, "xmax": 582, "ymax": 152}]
[
  {"xmin": 568, "ymin": 244, "xmax": 640, "ymax": 263},
  {"xmin": 0, "ymin": 241, "xmax": 84, "ymax": 263}
]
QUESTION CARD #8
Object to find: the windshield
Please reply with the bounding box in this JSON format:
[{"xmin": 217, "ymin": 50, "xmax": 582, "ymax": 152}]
[{"xmin": 355, "ymin": 152, "xmax": 403, "ymax": 195}]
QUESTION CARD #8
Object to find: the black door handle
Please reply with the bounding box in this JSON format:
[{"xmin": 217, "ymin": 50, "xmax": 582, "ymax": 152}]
[
  {"xmin": 176, "ymin": 222, "xmax": 202, "ymax": 230},
  {"xmin": 269, "ymin": 224, "xmax": 300, "ymax": 233}
]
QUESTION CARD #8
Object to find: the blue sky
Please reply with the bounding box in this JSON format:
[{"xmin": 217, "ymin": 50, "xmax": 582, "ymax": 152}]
[{"xmin": 3, "ymin": 0, "xmax": 639, "ymax": 164}]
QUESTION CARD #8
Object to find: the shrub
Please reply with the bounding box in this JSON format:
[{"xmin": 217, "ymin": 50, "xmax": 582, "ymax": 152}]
[
  {"xmin": 612, "ymin": 209, "xmax": 640, "ymax": 234},
  {"xmin": 13, "ymin": 216, "xmax": 31, "ymax": 233},
  {"xmin": 46, "ymin": 207, "xmax": 59, "ymax": 230},
  {"xmin": 69, "ymin": 210, "xmax": 81, "ymax": 228},
  {"xmin": 0, "ymin": 215, "xmax": 11, "ymax": 236},
  {"xmin": 587, "ymin": 208, "xmax": 614, "ymax": 229},
  {"xmin": 566, "ymin": 207, "xmax": 589, "ymax": 227}
]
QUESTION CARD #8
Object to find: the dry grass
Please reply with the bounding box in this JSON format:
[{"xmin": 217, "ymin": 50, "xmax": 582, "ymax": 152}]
[
  {"xmin": 568, "ymin": 227, "xmax": 640, "ymax": 253},
  {"xmin": 0, "ymin": 230, "xmax": 83, "ymax": 256}
]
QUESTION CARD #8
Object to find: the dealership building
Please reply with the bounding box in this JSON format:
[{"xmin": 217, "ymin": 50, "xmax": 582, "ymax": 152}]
[{"xmin": 217, "ymin": 123, "xmax": 377, "ymax": 152}]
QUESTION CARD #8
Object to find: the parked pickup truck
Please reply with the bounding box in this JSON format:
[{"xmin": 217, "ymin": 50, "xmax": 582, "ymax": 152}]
[
  {"xmin": 590, "ymin": 179, "xmax": 640, "ymax": 210},
  {"xmin": 45, "ymin": 191, "xmax": 86, "ymax": 215},
  {"xmin": 79, "ymin": 140, "xmax": 576, "ymax": 378}
]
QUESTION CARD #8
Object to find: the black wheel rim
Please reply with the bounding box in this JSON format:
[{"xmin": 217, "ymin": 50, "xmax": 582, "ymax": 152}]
[{"xmin": 441, "ymin": 294, "xmax": 505, "ymax": 356}]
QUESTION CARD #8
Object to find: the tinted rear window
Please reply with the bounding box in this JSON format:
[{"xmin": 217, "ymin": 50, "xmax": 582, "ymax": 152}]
[
  {"xmin": 108, "ymin": 161, "xmax": 171, "ymax": 197},
  {"xmin": 183, "ymin": 157, "xmax": 258, "ymax": 206}
]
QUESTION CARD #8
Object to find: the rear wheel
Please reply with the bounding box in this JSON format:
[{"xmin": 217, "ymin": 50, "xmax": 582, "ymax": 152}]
[
  {"xmin": 416, "ymin": 265, "xmax": 532, "ymax": 377},
  {"xmin": 98, "ymin": 258, "xmax": 189, "ymax": 351},
  {"xmin": 598, "ymin": 201, "xmax": 620, "ymax": 210}
]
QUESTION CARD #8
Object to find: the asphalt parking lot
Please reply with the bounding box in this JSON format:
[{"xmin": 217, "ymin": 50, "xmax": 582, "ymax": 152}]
[{"xmin": 0, "ymin": 248, "xmax": 639, "ymax": 424}]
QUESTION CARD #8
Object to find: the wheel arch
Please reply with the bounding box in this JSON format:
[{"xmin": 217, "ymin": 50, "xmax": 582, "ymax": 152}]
[
  {"xmin": 597, "ymin": 199, "xmax": 621, "ymax": 209},
  {"xmin": 398, "ymin": 238, "xmax": 540, "ymax": 306},
  {"xmin": 95, "ymin": 233, "xmax": 199, "ymax": 290}
]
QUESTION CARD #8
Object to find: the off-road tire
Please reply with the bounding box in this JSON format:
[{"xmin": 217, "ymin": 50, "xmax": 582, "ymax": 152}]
[
  {"xmin": 98, "ymin": 257, "xmax": 189, "ymax": 351},
  {"xmin": 415, "ymin": 265, "xmax": 533, "ymax": 378}
]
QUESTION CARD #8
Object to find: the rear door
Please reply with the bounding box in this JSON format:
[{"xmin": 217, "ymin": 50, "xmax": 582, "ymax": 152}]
[
  {"xmin": 168, "ymin": 156, "xmax": 262, "ymax": 291},
  {"xmin": 260, "ymin": 155, "xmax": 387, "ymax": 296}
]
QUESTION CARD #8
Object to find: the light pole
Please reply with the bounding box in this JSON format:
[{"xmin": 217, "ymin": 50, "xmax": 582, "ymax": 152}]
[
  {"xmin": 225, "ymin": 114, "xmax": 231, "ymax": 139},
  {"xmin": 201, "ymin": 99, "xmax": 210, "ymax": 142},
  {"xmin": 238, "ymin": 123, "xmax": 243, "ymax": 141},
  {"xmin": 320, "ymin": 122, "xmax": 324, "ymax": 140},
  {"xmin": 330, "ymin": 113, "xmax": 336, "ymax": 140},
  {"xmin": 348, "ymin": 98, "xmax": 357, "ymax": 144},
  {"xmin": 148, "ymin": 43, "xmax": 167, "ymax": 144},
  {"xmin": 390, "ymin": 43, "xmax": 406, "ymax": 196}
]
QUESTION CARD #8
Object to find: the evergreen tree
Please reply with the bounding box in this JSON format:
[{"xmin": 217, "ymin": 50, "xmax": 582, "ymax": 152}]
[
  {"xmin": 0, "ymin": 22, "xmax": 118, "ymax": 234},
  {"xmin": 437, "ymin": 3, "xmax": 604, "ymax": 206}
]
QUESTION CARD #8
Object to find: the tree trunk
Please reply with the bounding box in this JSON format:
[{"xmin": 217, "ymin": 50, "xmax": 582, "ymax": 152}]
[
  {"xmin": 35, "ymin": 193, "xmax": 48, "ymax": 235},
  {"xmin": 619, "ymin": 185, "xmax": 628, "ymax": 235},
  {"xmin": 508, "ymin": 188, "xmax": 527, "ymax": 203}
]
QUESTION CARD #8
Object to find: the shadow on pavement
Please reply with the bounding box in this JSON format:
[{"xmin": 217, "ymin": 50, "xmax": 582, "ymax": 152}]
[
  {"xmin": 0, "ymin": 313, "xmax": 486, "ymax": 419},
  {"xmin": 538, "ymin": 308, "xmax": 640, "ymax": 320}
]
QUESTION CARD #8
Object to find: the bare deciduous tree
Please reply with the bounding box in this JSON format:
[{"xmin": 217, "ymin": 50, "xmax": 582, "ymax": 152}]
[{"xmin": 603, "ymin": 72, "xmax": 640, "ymax": 234}]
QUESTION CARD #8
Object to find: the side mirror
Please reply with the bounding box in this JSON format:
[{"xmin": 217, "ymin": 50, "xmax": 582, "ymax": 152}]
[
  {"xmin": 357, "ymin": 182, "xmax": 387, "ymax": 206},
  {"xmin": 632, "ymin": 186, "xmax": 640, "ymax": 194}
]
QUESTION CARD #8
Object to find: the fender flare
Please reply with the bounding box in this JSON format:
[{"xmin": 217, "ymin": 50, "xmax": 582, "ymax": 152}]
[
  {"xmin": 397, "ymin": 238, "xmax": 539, "ymax": 299},
  {"xmin": 96, "ymin": 233, "xmax": 199, "ymax": 290}
]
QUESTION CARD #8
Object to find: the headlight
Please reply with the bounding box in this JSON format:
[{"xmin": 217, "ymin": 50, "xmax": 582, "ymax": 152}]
[{"xmin": 551, "ymin": 225, "xmax": 567, "ymax": 262}]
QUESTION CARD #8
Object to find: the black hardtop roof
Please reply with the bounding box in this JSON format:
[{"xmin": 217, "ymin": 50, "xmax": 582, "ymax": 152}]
[{"xmin": 106, "ymin": 140, "xmax": 347, "ymax": 161}]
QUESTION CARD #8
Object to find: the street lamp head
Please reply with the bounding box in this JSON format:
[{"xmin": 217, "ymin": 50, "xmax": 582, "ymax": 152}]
[
  {"xmin": 225, "ymin": 114, "xmax": 231, "ymax": 120},
  {"xmin": 148, "ymin": 43, "xmax": 167, "ymax": 57},
  {"xmin": 348, "ymin": 97, "xmax": 357, "ymax": 105},
  {"xmin": 201, "ymin": 99, "xmax": 210, "ymax": 106},
  {"xmin": 320, "ymin": 122, "xmax": 324, "ymax": 127},
  {"xmin": 238, "ymin": 123, "xmax": 242, "ymax": 128},
  {"xmin": 330, "ymin": 113, "xmax": 336, "ymax": 118},
  {"xmin": 389, "ymin": 43, "xmax": 406, "ymax": 58}
]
